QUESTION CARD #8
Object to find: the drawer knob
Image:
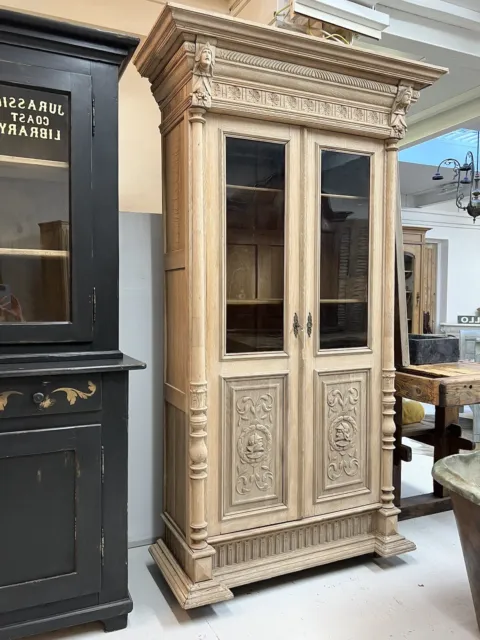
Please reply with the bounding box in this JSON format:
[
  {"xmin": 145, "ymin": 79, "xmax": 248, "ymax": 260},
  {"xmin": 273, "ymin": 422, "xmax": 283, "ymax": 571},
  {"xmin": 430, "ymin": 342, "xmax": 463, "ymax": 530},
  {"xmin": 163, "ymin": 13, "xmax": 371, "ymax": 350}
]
[{"xmin": 32, "ymin": 392, "xmax": 45, "ymax": 405}]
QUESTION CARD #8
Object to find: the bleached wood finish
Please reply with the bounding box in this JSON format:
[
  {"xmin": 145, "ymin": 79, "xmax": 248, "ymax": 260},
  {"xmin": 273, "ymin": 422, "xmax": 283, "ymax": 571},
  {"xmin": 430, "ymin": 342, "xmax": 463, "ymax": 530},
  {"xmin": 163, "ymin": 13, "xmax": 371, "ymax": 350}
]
[
  {"xmin": 402, "ymin": 225, "xmax": 436, "ymax": 334},
  {"xmin": 135, "ymin": 2, "xmax": 446, "ymax": 608}
]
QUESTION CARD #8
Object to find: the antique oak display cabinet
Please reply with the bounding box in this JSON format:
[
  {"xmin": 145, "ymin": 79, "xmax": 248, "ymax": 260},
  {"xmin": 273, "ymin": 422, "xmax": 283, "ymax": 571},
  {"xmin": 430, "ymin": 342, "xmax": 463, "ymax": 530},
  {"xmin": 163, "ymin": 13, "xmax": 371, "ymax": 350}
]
[
  {"xmin": 136, "ymin": 3, "xmax": 446, "ymax": 608},
  {"xmin": 0, "ymin": 10, "xmax": 141, "ymax": 639}
]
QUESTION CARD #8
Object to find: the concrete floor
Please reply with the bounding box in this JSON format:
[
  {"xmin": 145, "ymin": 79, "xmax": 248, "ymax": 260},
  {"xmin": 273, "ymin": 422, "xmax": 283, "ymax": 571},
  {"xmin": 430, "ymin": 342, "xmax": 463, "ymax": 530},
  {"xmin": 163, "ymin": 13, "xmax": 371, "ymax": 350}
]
[
  {"xmin": 36, "ymin": 444, "xmax": 479, "ymax": 640},
  {"xmin": 35, "ymin": 513, "xmax": 477, "ymax": 640}
]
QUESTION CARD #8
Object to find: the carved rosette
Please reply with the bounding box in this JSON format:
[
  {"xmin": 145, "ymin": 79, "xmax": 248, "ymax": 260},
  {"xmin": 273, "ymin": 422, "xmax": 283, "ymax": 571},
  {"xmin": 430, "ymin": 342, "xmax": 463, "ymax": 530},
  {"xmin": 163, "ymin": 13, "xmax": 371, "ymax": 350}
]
[
  {"xmin": 189, "ymin": 382, "xmax": 208, "ymax": 548},
  {"xmin": 326, "ymin": 387, "xmax": 360, "ymax": 482},
  {"xmin": 191, "ymin": 38, "xmax": 216, "ymax": 109},
  {"xmin": 236, "ymin": 394, "xmax": 274, "ymax": 496}
]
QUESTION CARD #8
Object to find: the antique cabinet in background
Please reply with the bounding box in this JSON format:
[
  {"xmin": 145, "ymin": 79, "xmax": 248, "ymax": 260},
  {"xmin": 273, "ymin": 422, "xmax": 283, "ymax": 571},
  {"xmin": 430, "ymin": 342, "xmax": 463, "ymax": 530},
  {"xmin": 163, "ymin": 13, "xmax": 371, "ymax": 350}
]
[
  {"xmin": 0, "ymin": 11, "xmax": 142, "ymax": 639},
  {"xmin": 136, "ymin": 3, "xmax": 445, "ymax": 608},
  {"xmin": 402, "ymin": 226, "xmax": 437, "ymax": 334}
]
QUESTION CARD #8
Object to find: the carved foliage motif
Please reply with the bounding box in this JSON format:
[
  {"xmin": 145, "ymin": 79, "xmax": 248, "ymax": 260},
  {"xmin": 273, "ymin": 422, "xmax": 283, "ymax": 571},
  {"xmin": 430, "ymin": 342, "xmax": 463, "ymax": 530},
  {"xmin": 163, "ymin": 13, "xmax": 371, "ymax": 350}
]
[
  {"xmin": 316, "ymin": 371, "xmax": 368, "ymax": 500},
  {"xmin": 326, "ymin": 387, "xmax": 360, "ymax": 481},
  {"xmin": 212, "ymin": 82, "xmax": 389, "ymax": 129},
  {"xmin": 236, "ymin": 394, "xmax": 274, "ymax": 495},
  {"xmin": 224, "ymin": 377, "xmax": 285, "ymax": 517}
]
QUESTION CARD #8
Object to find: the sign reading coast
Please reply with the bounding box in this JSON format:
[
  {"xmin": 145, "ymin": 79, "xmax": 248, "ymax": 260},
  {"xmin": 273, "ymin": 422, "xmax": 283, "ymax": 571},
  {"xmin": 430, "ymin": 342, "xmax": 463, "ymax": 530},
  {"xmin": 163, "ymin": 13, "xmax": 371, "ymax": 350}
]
[{"xmin": 0, "ymin": 85, "xmax": 69, "ymax": 163}]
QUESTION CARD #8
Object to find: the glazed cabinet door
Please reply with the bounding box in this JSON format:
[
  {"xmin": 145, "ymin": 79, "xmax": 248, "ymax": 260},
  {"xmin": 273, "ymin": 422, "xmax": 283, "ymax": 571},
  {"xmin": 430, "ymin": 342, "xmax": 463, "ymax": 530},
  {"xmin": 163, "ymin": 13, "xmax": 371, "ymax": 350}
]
[
  {"xmin": 302, "ymin": 131, "xmax": 384, "ymax": 517},
  {"xmin": 206, "ymin": 117, "xmax": 301, "ymax": 535},
  {"xmin": 0, "ymin": 60, "xmax": 94, "ymax": 344},
  {"xmin": 404, "ymin": 244, "xmax": 422, "ymax": 334}
]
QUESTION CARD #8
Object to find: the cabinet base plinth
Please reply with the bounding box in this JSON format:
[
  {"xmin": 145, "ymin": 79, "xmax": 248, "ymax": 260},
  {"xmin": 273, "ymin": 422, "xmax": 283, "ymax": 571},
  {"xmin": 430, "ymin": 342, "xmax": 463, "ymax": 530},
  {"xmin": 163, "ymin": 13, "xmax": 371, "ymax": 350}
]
[
  {"xmin": 149, "ymin": 540, "xmax": 233, "ymax": 609},
  {"xmin": 152, "ymin": 509, "xmax": 416, "ymax": 609},
  {"xmin": 0, "ymin": 598, "xmax": 132, "ymax": 640},
  {"xmin": 374, "ymin": 534, "xmax": 416, "ymax": 557}
]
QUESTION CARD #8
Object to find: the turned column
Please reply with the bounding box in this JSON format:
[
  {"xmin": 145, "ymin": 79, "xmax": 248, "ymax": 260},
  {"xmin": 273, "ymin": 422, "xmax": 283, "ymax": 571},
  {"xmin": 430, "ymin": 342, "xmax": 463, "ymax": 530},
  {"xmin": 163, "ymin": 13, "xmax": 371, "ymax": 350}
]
[
  {"xmin": 188, "ymin": 106, "xmax": 209, "ymax": 550},
  {"xmin": 380, "ymin": 137, "xmax": 401, "ymax": 519}
]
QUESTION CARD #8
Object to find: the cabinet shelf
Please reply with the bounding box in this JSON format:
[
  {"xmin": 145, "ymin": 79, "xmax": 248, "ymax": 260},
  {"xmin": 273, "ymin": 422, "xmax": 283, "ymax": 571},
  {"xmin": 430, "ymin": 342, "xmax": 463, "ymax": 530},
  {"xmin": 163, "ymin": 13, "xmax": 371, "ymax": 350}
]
[
  {"xmin": 226, "ymin": 184, "xmax": 283, "ymax": 193},
  {"xmin": 320, "ymin": 299, "xmax": 364, "ymax": 303},
  {"xmin": 321, "ymin": 193, "xmax": 368, "ymax": 200},
  {"xmin": 0, "ymin": 155, "xmax": 69, "ymax": 182},
  {"xmin": 0, "ymin": 248, "xmax": 69, "ymax": 258},
  {"xmin": 0, "ymin": 155, "xmax": 68, "ymax": 169},
  {"xmin": 227, "ymin": 298, "xmax": 283, "ymax": 305}
]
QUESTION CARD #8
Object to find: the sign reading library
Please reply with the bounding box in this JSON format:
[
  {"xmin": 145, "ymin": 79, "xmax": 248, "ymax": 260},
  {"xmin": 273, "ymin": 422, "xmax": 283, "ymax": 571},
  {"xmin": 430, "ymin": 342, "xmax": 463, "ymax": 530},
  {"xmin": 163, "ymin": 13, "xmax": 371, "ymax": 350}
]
[{"xmin": 0, "ymin": 84, "xmax": 69, "ymax": 162}]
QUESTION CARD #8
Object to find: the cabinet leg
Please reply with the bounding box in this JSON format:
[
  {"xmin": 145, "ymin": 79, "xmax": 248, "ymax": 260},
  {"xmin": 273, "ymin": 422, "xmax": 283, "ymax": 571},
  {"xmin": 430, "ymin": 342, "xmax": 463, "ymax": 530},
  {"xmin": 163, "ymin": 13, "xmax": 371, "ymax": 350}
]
[{"xmin": 102, "ymin": 614, "xmax": 128, "ymax": 633}]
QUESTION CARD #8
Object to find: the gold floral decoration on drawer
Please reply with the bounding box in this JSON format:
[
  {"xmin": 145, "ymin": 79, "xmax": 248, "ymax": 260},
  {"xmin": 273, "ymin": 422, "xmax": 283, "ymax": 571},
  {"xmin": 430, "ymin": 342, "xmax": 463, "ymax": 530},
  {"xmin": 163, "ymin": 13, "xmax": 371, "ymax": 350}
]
[
  {"xmin": 0, "ymin": 391, "xmax": 23, "ymax": 411},
  {"xmin": 39, "ymin": 381, "xmax": 97, "ymax": 410}
]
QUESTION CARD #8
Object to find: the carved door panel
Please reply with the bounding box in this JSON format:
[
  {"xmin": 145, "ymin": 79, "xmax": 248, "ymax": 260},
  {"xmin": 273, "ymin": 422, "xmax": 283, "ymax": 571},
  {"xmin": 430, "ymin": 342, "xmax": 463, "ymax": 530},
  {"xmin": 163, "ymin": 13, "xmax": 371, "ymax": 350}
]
[
  {"xmin": 206, "ymin": 116, "xmax": 301, "ymax": 535},
  {"xmin": 302, "ymin": 131, "xmax": 384, "ymax": 516}
]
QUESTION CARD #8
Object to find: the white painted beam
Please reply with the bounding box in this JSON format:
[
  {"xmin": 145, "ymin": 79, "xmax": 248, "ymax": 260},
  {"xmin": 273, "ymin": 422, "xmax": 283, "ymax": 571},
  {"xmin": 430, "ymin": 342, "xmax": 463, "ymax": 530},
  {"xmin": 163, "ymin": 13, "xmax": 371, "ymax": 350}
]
[
  {"xmin": 412, "ymin": 187, "xmax": 458, "ymax": 208},
  {"xmin": 379, "ymin": 8, "xmax": 480, "ymax": 62},
  {"xmin": 292, "ymin": 0, "xmax": 390, "ymax": 39},
  {"xmin": 379, "ymin": 0, "xmax": 480, "ymax": 32}
]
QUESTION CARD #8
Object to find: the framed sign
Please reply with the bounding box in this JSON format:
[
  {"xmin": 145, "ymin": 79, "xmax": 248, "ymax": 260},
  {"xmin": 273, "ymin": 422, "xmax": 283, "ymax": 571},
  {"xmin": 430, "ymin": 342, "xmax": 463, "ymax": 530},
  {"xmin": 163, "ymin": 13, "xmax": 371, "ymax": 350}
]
[
  {"xmin": 0, "ymin": 84, "xmax": 69, "ymax": 162},
  {"xmin": 458, "ymin": 315, "xmax": 480, "ymax": 325}
]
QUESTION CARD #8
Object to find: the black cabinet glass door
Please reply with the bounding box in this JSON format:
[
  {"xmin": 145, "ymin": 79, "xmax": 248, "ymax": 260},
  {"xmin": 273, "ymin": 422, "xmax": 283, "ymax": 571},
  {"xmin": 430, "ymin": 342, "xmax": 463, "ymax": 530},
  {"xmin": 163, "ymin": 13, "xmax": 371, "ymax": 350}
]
[{"xmin": 0, "ymin": 61, "xmax": 94, "ymax": 344}]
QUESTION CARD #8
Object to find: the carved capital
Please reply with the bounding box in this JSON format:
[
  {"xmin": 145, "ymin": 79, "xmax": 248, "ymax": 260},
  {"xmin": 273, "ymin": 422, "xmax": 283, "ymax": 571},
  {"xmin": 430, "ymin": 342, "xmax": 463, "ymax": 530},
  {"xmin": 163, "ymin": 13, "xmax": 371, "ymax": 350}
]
[
  {"xmin": 192, "ymin": 37, "xmax": 216, "ymax": 109},
  {"xmin": 390, "ymin": 84, "xmax": 415, "ymax": 140}
]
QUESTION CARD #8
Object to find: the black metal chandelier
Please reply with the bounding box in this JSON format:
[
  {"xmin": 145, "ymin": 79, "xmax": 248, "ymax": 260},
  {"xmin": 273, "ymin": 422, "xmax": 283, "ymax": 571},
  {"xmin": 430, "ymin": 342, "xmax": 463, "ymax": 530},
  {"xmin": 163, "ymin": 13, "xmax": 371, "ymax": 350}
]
[{"xmin": 432, "ymin": 130, "xmax": 480, "ymax": 223}]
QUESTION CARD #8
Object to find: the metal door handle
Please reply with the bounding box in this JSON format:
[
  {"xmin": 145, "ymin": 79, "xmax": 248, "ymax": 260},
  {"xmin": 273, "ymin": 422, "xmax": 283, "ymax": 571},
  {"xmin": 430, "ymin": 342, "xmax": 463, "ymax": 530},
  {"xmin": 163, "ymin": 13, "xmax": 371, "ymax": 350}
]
[
  {"xmin": 293, "ymin": 313, "xmax": 303, "ymax": 338},
  {"xmin": 307, "ymin": 312, "xmax": 313, "ymax": 338}
]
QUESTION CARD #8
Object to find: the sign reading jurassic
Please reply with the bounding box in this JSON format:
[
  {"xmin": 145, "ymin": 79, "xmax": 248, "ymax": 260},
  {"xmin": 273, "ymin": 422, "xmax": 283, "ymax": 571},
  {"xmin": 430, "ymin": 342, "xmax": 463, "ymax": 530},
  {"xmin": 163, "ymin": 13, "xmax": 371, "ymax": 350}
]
[{"xmin": 0, "ymin": 85, "xmax": 69, "ymax": 162}]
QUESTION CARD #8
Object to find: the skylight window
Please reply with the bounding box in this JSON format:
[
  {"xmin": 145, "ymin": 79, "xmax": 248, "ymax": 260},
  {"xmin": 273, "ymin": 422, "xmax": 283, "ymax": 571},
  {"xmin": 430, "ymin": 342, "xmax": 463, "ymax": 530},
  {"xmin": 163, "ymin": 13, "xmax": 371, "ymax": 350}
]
[{"xmin": 399, "ymin": 128, "xmax": 478, "ymax": 167}]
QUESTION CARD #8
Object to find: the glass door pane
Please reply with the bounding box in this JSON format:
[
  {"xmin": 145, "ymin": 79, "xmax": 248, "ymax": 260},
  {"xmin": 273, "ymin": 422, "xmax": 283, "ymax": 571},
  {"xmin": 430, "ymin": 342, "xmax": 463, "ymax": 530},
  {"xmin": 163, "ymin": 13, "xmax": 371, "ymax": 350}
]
[
  {"xmin": 225, "ymin": 137, "xmax": 285, "ymax": 354},
  {"xmin": 0, "ymin": 84, "xmax": 70, "ymax": 324},
  {"xmin": 404, "ymin": 252, "xmax": 415, "ymax": 334},
  {"xmin": 319, "ymin": 150, "xmax": 371, "ymax": 349}
]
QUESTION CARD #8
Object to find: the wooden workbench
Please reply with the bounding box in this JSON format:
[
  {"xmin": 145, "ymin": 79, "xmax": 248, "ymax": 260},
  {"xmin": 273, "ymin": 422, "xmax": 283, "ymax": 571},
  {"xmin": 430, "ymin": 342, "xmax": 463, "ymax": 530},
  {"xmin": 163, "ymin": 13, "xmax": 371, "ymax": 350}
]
[{"xmin": 394, "ymin": 361, "xmax": 479, "ymax": 520}]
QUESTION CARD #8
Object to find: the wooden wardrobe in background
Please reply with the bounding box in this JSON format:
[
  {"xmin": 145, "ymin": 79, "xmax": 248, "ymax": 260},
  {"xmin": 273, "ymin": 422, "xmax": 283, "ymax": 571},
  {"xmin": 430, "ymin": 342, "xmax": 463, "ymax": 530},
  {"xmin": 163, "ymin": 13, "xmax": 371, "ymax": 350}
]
[{"xmin": 403, "ymin": 226, "xmax": 438, "ymax": 334}]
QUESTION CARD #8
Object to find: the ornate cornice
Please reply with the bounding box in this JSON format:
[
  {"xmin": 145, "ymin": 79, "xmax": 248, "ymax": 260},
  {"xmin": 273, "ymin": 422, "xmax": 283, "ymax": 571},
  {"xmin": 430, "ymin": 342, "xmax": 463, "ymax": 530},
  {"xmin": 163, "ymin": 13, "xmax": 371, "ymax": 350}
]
[
  {"xmin": 135, "ymin": 3, "xmax": 447, "ymax": 91},
  {"xmin": 136, "ymin": 3, "xmax": 446, "ymax": 138},
  {"xmin": 216, "ymin": 48, "xmax": 398, "ymax": 96}
]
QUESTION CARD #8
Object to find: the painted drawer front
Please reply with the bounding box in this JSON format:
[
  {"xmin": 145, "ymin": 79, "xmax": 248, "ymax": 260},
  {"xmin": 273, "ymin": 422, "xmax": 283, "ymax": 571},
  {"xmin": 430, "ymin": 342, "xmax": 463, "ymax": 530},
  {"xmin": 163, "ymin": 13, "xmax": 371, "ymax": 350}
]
[{"xmin": 0, "ymin": 375, "xmax": 101, "ymax": 419}]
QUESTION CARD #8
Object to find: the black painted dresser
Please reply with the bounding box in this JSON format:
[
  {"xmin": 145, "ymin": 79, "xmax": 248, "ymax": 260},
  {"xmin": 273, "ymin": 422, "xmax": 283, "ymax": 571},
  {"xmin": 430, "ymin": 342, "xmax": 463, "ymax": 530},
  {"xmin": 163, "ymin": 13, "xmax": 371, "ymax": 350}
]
[{"xmin": 0, "ymin": 10, "xmax": 142, "ymax": 639}]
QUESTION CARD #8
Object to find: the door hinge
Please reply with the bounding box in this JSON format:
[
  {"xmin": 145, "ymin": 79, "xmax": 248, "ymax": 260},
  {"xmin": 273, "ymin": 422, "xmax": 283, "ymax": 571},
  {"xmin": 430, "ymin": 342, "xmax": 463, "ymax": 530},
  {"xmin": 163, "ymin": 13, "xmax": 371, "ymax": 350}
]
[
  {"xmin": 92, "ymin": 287, "xmax": 97, "ymax": 324},
  {"xmin": 101, "ymin": 528, "xmax": 105, "ymax": 565},
  {"xmin": 92, "ymin": 97, "xmax": 96, "ymax": 137},
  {"xmin": 101, "ymin": 446, "xmax": 105, "ymax": 484}
]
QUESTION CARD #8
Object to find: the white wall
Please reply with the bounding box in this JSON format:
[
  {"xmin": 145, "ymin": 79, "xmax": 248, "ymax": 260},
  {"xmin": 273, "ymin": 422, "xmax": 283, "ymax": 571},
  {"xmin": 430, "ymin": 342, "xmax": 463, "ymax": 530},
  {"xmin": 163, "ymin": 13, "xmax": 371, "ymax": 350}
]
[{"xmin": 402, "ymin": 202, "xmax": 480, "ymax": 324}]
